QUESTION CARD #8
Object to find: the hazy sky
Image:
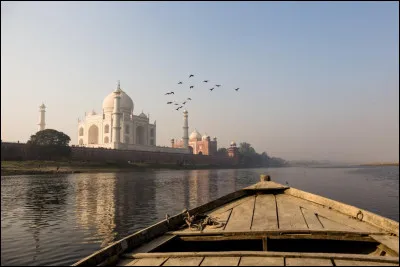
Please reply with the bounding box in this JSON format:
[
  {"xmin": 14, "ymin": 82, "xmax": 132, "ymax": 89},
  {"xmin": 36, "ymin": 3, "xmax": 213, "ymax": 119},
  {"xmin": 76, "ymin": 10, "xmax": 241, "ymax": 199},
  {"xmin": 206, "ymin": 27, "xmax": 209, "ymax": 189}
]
[{"xmin": 1, "ymin": 1, "xmax": 399, "ymax": 163}]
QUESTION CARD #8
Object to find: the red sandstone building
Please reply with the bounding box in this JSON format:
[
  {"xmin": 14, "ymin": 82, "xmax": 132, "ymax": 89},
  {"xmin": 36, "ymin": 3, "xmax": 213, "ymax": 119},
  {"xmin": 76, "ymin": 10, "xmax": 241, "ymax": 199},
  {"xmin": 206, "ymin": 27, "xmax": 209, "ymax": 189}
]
[{"xmin": 171, "ymin": 129, "xmax": 217, "ymax": 156}]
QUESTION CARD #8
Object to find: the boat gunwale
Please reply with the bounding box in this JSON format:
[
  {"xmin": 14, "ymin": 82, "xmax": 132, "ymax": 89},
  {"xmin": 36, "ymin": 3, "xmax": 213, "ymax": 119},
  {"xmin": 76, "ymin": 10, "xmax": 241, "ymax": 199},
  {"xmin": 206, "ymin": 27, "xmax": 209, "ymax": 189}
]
[
  {"xmin": 128, "ymin": 251, "xmax": 399, "ymax": 264},
  {"xmin": 284, "ymin": 187, "xmax": 399, "ymax": 236}
]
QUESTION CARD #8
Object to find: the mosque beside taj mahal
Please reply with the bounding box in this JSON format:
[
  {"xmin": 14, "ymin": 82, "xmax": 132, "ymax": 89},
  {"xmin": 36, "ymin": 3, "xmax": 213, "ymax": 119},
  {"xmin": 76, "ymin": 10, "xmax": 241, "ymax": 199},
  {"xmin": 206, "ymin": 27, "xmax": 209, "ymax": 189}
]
[{"xmin": 35, "ymin": 81, "xmax": 239, "ymax": 157}]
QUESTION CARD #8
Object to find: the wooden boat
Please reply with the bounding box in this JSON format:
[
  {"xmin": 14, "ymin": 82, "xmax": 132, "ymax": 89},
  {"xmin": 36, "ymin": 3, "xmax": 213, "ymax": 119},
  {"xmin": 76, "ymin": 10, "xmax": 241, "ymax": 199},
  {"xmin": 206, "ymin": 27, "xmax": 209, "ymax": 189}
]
[{"xmin": 72, "ymin": 175, "xmax": 399, "ymax": 266}]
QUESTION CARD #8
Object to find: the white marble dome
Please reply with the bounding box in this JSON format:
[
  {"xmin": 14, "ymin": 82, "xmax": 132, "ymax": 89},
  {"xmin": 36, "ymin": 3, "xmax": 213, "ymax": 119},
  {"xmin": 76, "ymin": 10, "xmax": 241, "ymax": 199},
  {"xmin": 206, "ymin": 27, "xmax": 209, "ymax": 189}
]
[
  {"xmin": 230, "ymin": 141, "xmax": 237, "ymax": 146},
  {"xmin": 102, "ymin": 90, "xmax": 134, "ymax": 114},
  {"xmin": 190, "ymin": 129, "xmax": 202, "ymax": 141}
]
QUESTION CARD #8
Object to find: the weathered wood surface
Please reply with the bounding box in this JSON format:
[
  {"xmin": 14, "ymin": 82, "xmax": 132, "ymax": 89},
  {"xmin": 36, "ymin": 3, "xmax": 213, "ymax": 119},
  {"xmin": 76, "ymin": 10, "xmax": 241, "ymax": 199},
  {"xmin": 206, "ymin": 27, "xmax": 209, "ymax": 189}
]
[
  {"xmin": 130, "ymin": 251, "xmax": 399, "ymax": 264},
  {"xmin": 200, "ymin": 256, "xmax": 240, "ymax": 266},
  {"xmin": 224, "ymin": 196, "xmax": 255, "ymax": 231},
  {"xmin": 299, "ymin": 207, "xmax": 324, "ymax": 230},
  {"xmin": 130, "ymin": 257, "xmax": 168, "ymax": 266},
  {"xmin": 286, "ymin": 258, "xmax": 333, "ymax": 266},
  {"xmin": 239, "ymin": 256, "xmax": 284, "ymax": 266},
  {"xmin": 370, "ymin": 234, "xmax": 399, "ymax": 255},
  {"xmin": 276, "ymin": 194, "xmax": 308, "ymax": 230},
  {"xmin": 251, "ymin": 194, "xmax": 278, "ymax": 230},
  {"xmin": 244, "ymin": 181, "xmax": 289, "ymax": 191},
  {"xmin": 334, "ymin": 259, "xmax": 399, "ymax": 266},
  {"xmin": 162, "ymin": 257, "xmax": 204, "ymax": 266},
  {"xmin": 285, "ymin": 187, "xmax": 399, "ymax": 236},
  {"xmin": 169, "ymin": 229, "xmax": 386, "ymax": 237}
]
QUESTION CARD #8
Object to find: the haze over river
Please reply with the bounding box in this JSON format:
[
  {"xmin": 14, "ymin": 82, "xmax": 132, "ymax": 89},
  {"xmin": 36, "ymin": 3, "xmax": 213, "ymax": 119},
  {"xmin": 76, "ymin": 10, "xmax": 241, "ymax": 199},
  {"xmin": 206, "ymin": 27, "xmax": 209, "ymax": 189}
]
[{"xmin": 1, "ymin": 166, "xmax": 398, "ymax": 266}]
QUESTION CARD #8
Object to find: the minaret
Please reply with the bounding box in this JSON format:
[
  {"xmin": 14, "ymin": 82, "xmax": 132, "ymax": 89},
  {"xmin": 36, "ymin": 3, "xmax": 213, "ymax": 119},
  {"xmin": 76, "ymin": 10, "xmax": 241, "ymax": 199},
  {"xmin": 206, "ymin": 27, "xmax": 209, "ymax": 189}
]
[
  {"xmin": 38, "ymin": 103, "xmax": 46, "ymax": 131},
  {"xmin": 112, "ymin": 81, "xmax": 122, "ymax": 149},
  {"xmin": 183, "ymin": 110, "xmax": 189, "ymax": 148}
]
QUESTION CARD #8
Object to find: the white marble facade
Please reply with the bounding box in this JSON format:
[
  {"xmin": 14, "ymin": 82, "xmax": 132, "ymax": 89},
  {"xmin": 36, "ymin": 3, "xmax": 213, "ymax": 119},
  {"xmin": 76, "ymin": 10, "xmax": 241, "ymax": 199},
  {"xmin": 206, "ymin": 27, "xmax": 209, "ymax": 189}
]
[{"xmin": 77, "ymin": 81, "xmax": 189, "ymax": 154}]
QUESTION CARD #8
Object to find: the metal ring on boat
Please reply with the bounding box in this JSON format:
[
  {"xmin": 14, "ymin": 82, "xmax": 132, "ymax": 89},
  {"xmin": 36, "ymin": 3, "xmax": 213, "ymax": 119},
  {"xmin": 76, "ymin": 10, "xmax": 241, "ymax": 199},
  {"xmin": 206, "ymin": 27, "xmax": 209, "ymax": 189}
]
[{"xmin": 356, "ymin": 210, "xmax": 364, "ymax": 221}]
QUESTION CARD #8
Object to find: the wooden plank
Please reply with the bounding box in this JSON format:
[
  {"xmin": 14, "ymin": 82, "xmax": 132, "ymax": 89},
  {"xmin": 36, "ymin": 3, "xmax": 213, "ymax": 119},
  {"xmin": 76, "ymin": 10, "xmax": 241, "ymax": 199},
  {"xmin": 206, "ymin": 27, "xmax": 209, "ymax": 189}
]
[
  {"xmin": 207, "ymin": 196, "xmax": 254, "ymax": 216},
  {"xmin": 239, "ymin": 256, "xmax": 283, "ymax": 266},
  {"xmin": 300, "ymin": 207, "xmax": 324, "ymax": 230},
  {"xmin": 163, "ymin": 257, "xmax": 204, "ymax": 266},
  {"xmin": 200, "ymin": 256, "xmax": 240, "ymax": 266},
  {"xmin": 276, "ymin": 194, "xmax": 308, "ymax": 230},
  {"xmin": 244, "ymin": 181, "xmax": 289, "ymax": 191},
  {"xmin": 131, "ymin": 252, "xmax": 398, "ymax": 264},
  {"xmin": 317, "ymin": 216, "xmax": 355, "ymax": 231},
  {"xmin": 117, "ymin": 258, "xmax": 139, "ymax": 266},
  {"xmin": 132, "ymin": 257, "xmax": 168, "ymax": 266},
  {"xmin": 123, "ymin": 234, "xmax": 176, "ymax": 256},
  {"xmin": 169, "ymin": 229, "xmax": 385, "ymax": 237},
  {"xmin": 251, "ymin": 194, "xmax": 278, "ymax": 231},
  {"xmin": 286, "ymin": 258, "xmax": 333, "ymax": 266},
  {"xmin": 370, "ymin": 234, "xmax": 399, "ymax": 255},
  {"xmin": 284, "ymin": 194, "xmax": 380, "ymax": 232},
  {"xmin": 285, "ymin": 188, "xmax": 399, "ymax": 236},
  {"xmin": 334, "ymin": 259, "xmax": 399, "ymax": 266},
  {"xmin": 224, "ymin": 195, "xmax": 256, "ymax": 232}
]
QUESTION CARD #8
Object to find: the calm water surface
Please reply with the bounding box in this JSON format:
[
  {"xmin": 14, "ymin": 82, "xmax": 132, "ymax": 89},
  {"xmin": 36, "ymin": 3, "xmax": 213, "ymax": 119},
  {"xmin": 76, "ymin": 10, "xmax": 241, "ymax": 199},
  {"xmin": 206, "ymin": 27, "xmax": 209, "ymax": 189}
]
[{"xmin": 1, "ymin": 166, "xmax": 398, "ymax": 266}]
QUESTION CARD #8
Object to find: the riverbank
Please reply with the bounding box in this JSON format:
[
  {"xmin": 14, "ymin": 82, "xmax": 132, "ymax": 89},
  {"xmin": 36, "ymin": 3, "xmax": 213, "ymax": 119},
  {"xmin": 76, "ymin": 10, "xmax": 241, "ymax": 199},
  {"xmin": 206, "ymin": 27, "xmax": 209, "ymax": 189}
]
[{"xmin": 1, "ymin": 160, "xmax": 238, "ymax": 176}]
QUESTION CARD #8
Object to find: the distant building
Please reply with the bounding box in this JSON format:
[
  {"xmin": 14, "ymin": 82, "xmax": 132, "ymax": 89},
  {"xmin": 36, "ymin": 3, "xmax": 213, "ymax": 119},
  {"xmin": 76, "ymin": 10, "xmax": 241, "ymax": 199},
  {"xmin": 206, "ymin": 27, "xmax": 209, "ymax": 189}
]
[
  {"xmin": 227, "ymin": 141, "xmax": 239, "ymax": 158},
  {"xmin": 172, "ymin": 129, "xmax": 218, "ymax": 156}
]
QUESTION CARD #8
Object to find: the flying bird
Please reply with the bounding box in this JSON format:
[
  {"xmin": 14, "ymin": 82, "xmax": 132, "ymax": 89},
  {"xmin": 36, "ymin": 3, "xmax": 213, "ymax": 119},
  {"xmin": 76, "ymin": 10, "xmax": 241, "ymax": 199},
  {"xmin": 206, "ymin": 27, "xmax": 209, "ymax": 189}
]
[
  {"xmin": 203, "ymin": 80, "xmax": 209, "ymax": 83},
  {"xmin": 178, "ymin": 81, "xmax": 183, "ymax": 84},
  {"xmin": 190, "ymin": 86, "xmax": 194, "ymax": 89},
  {"xmin": 165, "ymin": 92, "xmax": 170, "ymax": 95},
  {"xmin": 216, "ymin": 84, "xmax": 221, "ymax": 87},
  {"xmin": 176, "ymin": 107, "xmax": 180, "ymax": 111},
  {"xmin": 170, "ymin": 91, "xmax": 175, "ymax": 94},
  {"xmin": 165, "ymin": 91, "xmax": 174, "ymax": 95},
  {"xmin": 167, "ymin": 101, "xmax": 173, "ymax": 104},
  {"xmin": 174, "ymin": 103, "xmax": 179, "ymax": 105},
  {"xmin": 235, "ymin": 88, "xmax": 239, "ymax": 91},
  {"xmin": 209, "ymin": 88, "xmax": 214, "ymax": 91},
  {"xmin": 182, "ymin": 101, "xmax": 187, "ymax": 104},
  {"xmin": 189, "ymin": 74, "xmax": 194, "ymax": 78},
  {"xmin": 187, "ymin": 98, "xmax": 192, "ymax": 100}
]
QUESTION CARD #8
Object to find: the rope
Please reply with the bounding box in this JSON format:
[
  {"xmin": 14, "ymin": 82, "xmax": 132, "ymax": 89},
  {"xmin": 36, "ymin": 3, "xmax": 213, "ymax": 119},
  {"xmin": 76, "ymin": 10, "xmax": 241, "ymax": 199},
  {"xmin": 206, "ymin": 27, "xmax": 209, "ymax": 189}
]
[{"xmin": 183, "ymin": 211, "xmax": 226, "ymax": 232}]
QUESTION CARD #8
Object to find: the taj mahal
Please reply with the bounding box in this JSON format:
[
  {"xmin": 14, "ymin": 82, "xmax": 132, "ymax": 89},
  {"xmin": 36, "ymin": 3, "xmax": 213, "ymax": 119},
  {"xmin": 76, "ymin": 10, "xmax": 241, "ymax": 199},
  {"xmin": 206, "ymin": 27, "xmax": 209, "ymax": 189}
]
[
  {"xmin": 76, "ymin": 81, "xmax": 189, "ymax": 153},
  {"xmin": 36, "ymin": 81, "xmax": 228, "ymax": 155}
]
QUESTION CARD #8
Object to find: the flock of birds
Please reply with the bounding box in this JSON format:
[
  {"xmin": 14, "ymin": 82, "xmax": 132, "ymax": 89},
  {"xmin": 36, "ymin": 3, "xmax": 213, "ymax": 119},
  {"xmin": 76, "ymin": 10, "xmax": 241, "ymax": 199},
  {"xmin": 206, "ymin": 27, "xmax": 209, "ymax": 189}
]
[{"xmin": 164, "ymin": 74, "xmax": 240, "ymax": 111}]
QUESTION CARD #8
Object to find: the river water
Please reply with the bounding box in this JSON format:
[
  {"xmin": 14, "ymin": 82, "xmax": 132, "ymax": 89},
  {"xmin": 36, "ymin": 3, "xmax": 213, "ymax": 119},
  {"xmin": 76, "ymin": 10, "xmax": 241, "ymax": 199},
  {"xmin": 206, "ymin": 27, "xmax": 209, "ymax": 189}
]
[{"xmin": 1, "ymin": 166, "xmax": 398, "ymax": 266}]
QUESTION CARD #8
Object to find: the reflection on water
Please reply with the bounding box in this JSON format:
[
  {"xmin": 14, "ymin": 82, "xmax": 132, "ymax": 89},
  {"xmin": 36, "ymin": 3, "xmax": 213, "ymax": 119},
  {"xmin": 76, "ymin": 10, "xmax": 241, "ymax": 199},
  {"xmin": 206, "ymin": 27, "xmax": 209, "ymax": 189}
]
[{"xmin": 1, "ymin": 167, "xmax": 398, "ymax": 266}]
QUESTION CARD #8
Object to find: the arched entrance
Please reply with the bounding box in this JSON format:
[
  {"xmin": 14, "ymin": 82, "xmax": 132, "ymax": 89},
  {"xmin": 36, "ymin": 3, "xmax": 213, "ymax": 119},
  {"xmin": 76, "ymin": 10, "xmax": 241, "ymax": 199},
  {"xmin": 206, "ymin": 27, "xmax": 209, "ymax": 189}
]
[
  {"xmin": 88, "ymin": 125, "xmax": 99, "ymax": 144},
  {"xmin": 136, "ymin": 126, "xmax": 145, "ymax": 145},
  {"xmin": 198, "ymin": 151, "xmax": 203, "ymax": 155},
  {"xmin": 79, "ymin": 127, "xmax": 84, "ymax": 136}
]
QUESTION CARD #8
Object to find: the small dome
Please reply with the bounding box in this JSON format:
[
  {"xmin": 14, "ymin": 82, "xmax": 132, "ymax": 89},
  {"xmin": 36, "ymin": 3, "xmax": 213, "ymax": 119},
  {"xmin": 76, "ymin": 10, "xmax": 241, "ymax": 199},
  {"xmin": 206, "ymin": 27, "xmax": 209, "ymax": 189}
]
[
  {"xmin": 139, "ymin": 112, "xmax": 147, "ymax": 118},
  {"xmin": 90, "ymin": 110, "xmax": 97, "ymax": 115},
  {"xmin": 190, "ymin": 129, "xmax": 202, "ymax": 141},
  {"xmin": 230, "ymin": 141, "xmax": 237, "ymax": 146},
  {"xmin": 202, "ymin": 133, "xmax": 210, "ymax": 140},
  {"xmin": 39, "ymin": 103, "xmax": 46, "ymax": 109},
  {"xmin": 102, "ymin": 83, "xmax": 134, "ymax": 114}
]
